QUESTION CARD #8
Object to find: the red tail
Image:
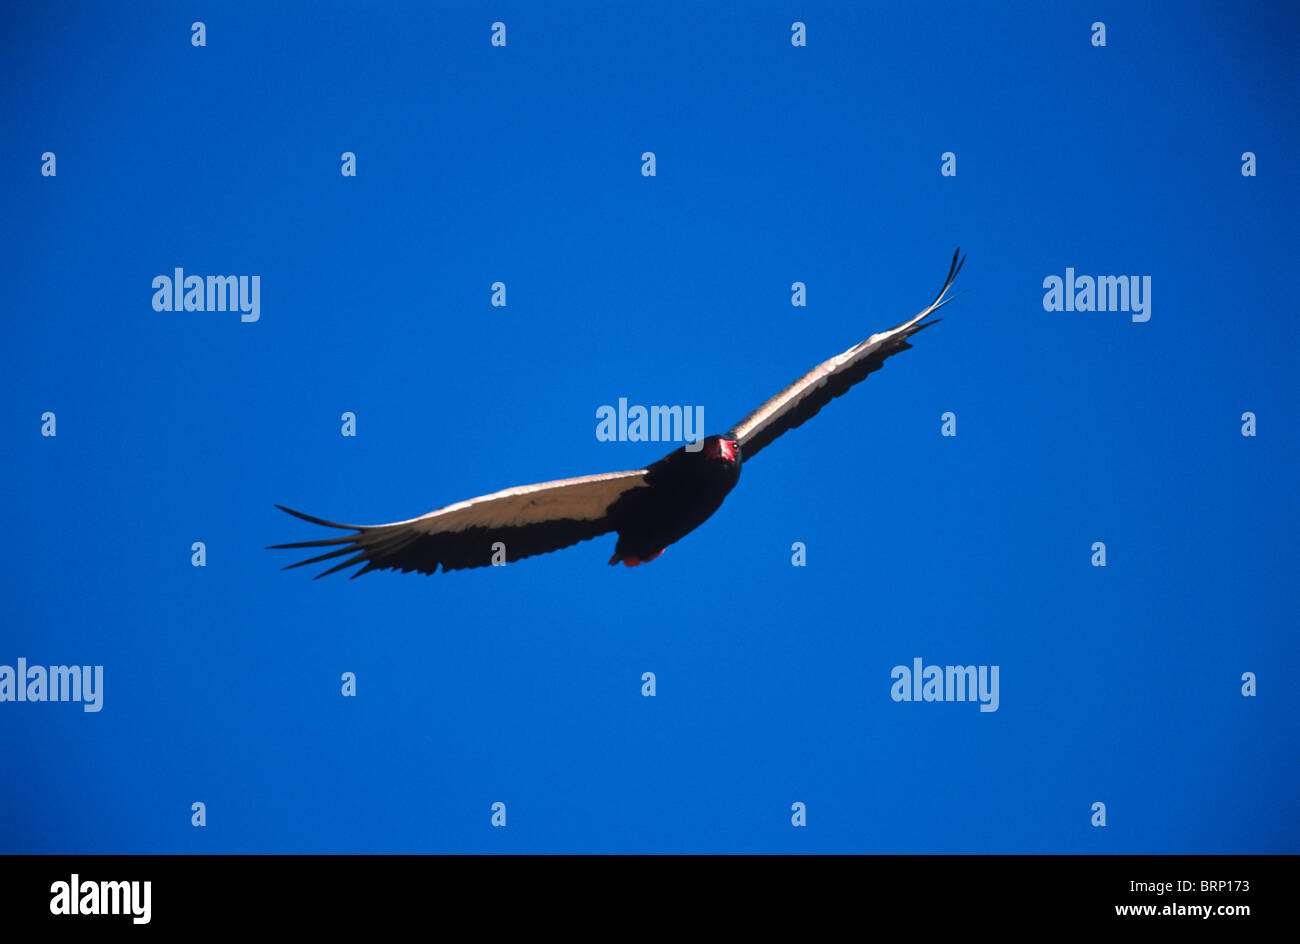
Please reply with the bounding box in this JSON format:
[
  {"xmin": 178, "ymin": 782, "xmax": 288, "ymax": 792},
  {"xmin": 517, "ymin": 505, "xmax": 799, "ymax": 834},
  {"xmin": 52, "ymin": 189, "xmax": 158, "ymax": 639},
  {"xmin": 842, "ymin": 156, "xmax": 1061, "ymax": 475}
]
[{"xmin": 608, "ymin": 548, "xmax": 666, "ymax": 567}]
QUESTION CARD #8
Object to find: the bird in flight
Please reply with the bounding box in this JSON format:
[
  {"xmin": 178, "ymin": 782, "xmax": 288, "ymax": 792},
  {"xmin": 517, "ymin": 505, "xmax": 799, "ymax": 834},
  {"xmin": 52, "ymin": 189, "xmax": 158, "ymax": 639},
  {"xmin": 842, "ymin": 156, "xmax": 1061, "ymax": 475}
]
[{"xmin": 271, "ymin": 249, "xmax": 966, "ymax": 578}]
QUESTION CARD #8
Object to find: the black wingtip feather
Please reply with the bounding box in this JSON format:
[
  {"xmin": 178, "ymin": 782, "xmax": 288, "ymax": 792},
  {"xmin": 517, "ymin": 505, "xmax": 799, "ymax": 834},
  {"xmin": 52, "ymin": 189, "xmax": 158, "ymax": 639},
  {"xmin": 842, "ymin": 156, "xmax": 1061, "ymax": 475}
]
[
  {"xmin": 925, "ymin": 249, "xmax": 965, "ymax": 314},
  {"xmin": 316, "ymin": 550, "xmax": 372, "ymax": 579},
  {"xmin": 274, "ymin": 504, "xmax": 360, "ymax": 530},
  {"xmin": 946, "ymin": 248, "xmax": 965, "ymax": 291},
  {"xmin": 266, "ymin": 535, "xmax": 355, "ymax": 550},
  {"xmin": 268, "ymin": 504, "xmax": 364, "ymax": 553},
  {"xmin": 282, "ymin": 544, "xmax": 360, "ymax": 570}
]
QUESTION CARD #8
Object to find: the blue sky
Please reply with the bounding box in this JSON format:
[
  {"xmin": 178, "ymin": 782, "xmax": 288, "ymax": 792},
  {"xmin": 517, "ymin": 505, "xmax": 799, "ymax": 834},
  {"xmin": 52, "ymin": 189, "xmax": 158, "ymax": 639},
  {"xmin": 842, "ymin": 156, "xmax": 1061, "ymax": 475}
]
[{"xmin": 2, "ymin": 1, "xmax": 1297, "ymax": 852}]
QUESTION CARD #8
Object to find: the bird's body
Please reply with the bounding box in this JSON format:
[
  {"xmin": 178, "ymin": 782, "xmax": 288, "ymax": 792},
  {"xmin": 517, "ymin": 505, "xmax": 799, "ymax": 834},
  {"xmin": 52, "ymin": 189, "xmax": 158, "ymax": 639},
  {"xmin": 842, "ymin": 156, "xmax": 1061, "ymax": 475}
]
[
  {"xmin": 271, "ymin": 250, "xmax": 965, "ymax": 578},
  {"xmin": 605, "ymin": 435, "xmax": 741, "ymax": 566}
]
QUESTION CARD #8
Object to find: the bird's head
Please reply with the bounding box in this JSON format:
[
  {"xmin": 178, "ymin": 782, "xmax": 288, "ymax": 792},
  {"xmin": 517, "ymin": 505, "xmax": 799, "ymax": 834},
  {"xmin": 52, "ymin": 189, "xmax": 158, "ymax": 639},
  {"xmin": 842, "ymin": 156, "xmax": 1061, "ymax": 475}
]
[{"xmin": 702, "ymin": 435, "xmax": 741, "ymax": 465}]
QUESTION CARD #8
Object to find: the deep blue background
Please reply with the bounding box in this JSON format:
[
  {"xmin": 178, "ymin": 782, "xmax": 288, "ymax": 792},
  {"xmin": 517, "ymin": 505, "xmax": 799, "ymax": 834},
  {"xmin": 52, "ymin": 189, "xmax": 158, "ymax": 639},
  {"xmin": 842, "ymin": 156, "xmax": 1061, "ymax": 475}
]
[{"xmin": 2, "ymin": 2, "xmax": 1297, "ymax": 852}]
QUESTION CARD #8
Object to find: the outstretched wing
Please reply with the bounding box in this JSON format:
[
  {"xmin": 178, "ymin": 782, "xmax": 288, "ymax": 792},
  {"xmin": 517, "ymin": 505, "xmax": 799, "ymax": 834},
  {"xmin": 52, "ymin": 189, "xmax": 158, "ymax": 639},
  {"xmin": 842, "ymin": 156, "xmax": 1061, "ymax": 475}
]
[
  {"xmin": 269, "ymin": 468, "xmax": 650, "ymax": 578},
  {"xmin": 726, "ymin": 249, "xmax": 965, "ymax": 463}
]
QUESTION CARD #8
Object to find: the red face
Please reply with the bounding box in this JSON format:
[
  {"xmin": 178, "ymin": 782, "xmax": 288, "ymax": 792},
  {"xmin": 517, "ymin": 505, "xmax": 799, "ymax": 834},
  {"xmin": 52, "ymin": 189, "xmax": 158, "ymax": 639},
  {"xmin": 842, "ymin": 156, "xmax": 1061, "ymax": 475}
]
[{"xmin": 705, "ymin": 437, "xmax": 739, "ymax": 463}]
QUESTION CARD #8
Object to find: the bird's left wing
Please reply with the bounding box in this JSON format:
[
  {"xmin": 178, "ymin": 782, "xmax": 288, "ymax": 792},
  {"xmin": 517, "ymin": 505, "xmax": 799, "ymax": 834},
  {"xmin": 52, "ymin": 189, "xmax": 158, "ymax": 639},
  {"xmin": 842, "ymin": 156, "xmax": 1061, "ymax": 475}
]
[
  {"xmin": 269, "ymin": 468, "xmax": 650, "ymax": 578},
  {"xmin": 726, "ymin": 249, "xmax": 965, "ymax": 463}
]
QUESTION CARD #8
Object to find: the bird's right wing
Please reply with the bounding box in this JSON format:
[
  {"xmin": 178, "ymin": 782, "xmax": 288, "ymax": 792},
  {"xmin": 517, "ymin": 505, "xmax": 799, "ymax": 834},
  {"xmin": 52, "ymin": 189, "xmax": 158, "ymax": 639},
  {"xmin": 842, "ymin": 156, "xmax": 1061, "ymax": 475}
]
[
  {"xmin": 726, "ymin": 249, "xmax": 965, "ymax": 463},
  {"xmin": 269, "ymin": 468, "xmax": 651, "ymax": 578}
]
